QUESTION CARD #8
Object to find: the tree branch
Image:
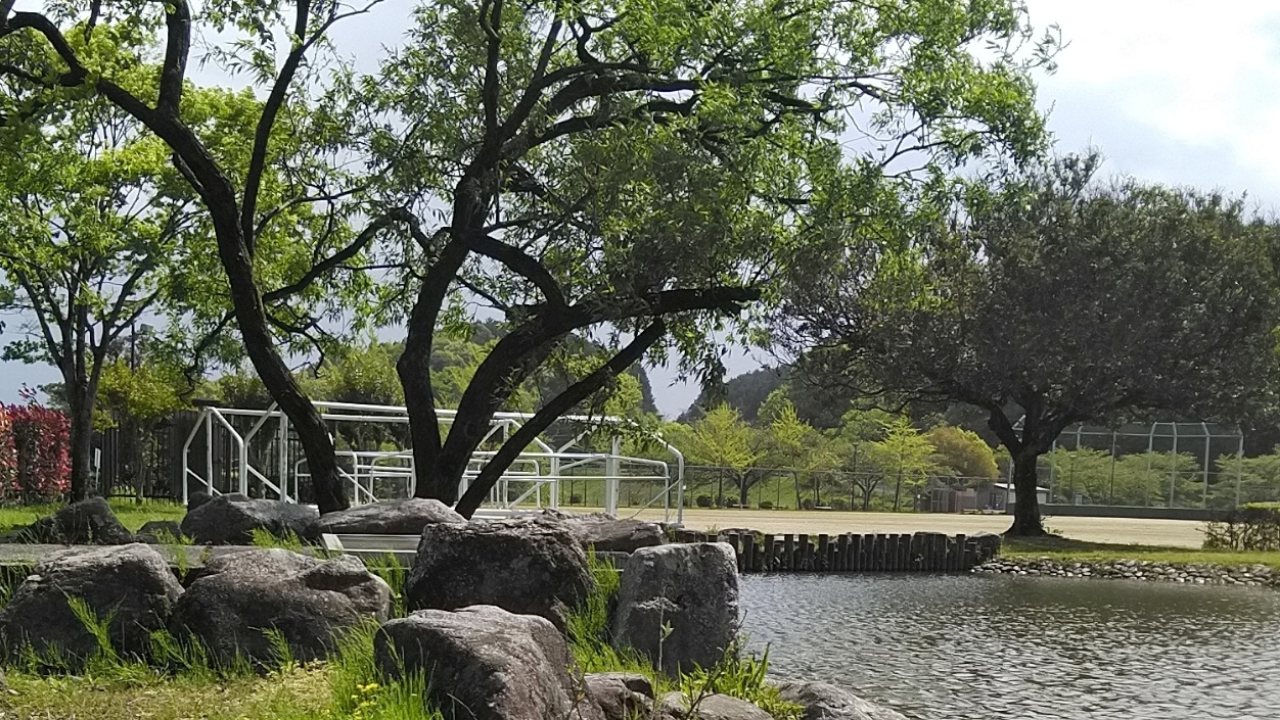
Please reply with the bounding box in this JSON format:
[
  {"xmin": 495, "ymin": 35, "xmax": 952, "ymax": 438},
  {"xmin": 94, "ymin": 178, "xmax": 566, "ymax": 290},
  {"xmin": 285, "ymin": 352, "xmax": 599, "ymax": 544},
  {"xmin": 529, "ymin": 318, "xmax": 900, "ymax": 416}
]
[{"xmin": 454, "ymin": 320, "xmax": 667, "ymax": 516}]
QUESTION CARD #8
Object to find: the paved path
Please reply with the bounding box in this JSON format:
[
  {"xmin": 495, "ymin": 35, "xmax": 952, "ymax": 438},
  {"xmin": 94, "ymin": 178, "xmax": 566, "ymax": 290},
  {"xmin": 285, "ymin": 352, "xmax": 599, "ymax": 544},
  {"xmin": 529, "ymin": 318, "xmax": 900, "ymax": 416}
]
[{"xmin": 616, "ymin": 508, "xmax": 1207, "ymax": 548}]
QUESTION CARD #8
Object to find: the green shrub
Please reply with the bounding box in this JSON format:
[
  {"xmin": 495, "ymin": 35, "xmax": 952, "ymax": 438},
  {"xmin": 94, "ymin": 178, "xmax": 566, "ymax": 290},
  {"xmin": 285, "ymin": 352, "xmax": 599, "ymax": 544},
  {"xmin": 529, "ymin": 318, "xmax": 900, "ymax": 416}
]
[
  {"xmin": 757, "ymin": 500, "xmax": 774, "ymax": 510},
  {"xmin": 1204, "ymin": 506, "xmax": 1280, "ymax": 551}
]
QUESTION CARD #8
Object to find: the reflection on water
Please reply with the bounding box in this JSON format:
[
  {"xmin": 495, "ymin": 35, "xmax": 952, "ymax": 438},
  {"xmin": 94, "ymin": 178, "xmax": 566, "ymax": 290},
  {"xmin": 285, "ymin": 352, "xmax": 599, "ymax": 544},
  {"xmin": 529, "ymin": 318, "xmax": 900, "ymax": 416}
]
[{"xmin": 739, "ymin": 574, "xmax": 1280, "ymax": 720}]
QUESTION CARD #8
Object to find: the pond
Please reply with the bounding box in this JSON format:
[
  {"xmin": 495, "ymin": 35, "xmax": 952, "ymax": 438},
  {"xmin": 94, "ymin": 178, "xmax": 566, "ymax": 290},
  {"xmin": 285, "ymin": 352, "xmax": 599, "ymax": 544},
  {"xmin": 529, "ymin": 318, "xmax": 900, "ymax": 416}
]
[{"xmin": 739, "ymin": 574, "xmax": 1280, "ymax": 720}]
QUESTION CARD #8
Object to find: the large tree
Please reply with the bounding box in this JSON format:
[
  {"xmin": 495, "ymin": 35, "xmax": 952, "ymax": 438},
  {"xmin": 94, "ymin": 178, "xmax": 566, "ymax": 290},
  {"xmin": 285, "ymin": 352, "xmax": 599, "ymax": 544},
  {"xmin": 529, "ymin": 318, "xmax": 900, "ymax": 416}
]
[
  {"xmin": 360, "ymin": 0, "xmax": 1053, "ymax": 516},
  {"xmin": 0, "ymin": 3, "xmax": 396, "ymax": 512},
  {"xmin": 787, "ymin": 154, "xmax": 1280, "ymax": 535}
]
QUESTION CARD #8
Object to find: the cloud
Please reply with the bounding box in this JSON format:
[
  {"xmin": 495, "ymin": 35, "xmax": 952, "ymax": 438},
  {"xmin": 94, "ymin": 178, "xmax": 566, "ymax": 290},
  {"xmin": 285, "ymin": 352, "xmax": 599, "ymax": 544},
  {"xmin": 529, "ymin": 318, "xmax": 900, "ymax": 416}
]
[{"xmin": 1029, "ymin": 0, "xmax": 1280, "ymax": 205}]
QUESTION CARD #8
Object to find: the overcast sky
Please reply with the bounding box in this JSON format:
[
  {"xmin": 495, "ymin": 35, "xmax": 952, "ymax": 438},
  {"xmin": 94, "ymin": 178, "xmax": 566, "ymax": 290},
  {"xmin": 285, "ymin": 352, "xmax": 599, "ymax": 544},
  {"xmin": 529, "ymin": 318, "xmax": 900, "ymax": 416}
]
[{"xmin": 4, "ymin": 0, "xmax": 1279, "ymax": 416}]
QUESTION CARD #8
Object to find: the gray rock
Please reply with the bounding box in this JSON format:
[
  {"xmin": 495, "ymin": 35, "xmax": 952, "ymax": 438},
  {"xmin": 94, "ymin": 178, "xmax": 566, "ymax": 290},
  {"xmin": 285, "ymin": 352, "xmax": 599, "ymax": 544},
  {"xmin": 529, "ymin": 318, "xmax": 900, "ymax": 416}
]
[
  {"xmin": 180, "ymin": 496, "xmax": 320, "ymax": 545},
  {"xmin": 15, "ymin": 497, "xmax": 134, "ymax": 545},
  {"xmin": 611, "ymin": 542, "xmax": 739, "ymax": 675},
  {"xmin": 0, "ymin": 543, "xmax": 182, "ymax": 666},
  {"xmin": 135, "ymin": 520, "xmax": 184, "ymax": 544},
  {"xmin": 319, "ymin": 498, "xmax": 464, "ymax": 535},
  {"xmin": 967, "ymin": 532, "xmax": 1003, "ymax": 563},
  {"xmin": 375, "ymin": 605, "xmax": 601, "ymax": 720},
  {"xmin": 775, "ymin": 681, "xmax": 910, "ymax": 720},
  {"xmin": 659, "ymin": 692, "xmax": 772, "ymax": 720},
  {"xmin": 586, "ymin": 672, "xmax": 655, "ymax": 720},
  {"xmin": 170, "ymin": 548, "xmax": 390, "ymax": 667},
  {"xmin": 405, "ymin": 517, "xmax": 592, "ymax": 630},
  {"xmin": 186, "ymin": 491, "xmax": 248, "ymax": 511},
  {"xmin": 541, "ymin": 510, "xmax": 666, "ymax": 553}
]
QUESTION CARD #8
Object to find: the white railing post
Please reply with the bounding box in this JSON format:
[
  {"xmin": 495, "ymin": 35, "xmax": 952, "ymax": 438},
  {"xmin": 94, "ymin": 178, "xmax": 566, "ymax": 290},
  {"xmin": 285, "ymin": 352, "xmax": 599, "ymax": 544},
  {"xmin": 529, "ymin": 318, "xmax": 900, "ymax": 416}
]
[{"xmin": 605, "ymin": 436, "xmax": 621, "ymax": 515}]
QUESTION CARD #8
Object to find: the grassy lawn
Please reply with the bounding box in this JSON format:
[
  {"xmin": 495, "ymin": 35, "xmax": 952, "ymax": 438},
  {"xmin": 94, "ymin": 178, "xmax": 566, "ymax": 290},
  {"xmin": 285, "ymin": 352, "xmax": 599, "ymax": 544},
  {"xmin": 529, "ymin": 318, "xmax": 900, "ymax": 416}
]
[
  {"xmin": 0, "ymin": 665, "xmax": 335, "ymax": 720},
  {"xmin": 0, "ymin": 499, "xmax": 185, "ymax": 534},
  {"xmin": 1003, "ymin": 535, "xmax": 1280, "ymax": 570}
]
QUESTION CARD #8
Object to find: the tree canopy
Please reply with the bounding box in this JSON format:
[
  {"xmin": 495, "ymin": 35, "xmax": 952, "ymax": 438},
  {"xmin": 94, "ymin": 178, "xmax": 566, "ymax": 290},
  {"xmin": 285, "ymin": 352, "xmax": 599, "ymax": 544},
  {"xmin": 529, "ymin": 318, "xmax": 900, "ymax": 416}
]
[{"xmin": 787, "ymin": 153, "xmax": 1280, "ymax": 534}]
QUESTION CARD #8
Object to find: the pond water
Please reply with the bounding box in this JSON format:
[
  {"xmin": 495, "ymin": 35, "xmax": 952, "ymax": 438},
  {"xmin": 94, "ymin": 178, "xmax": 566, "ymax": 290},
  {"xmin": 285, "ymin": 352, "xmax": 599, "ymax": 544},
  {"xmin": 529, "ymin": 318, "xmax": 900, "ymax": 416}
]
[{"xmin": 739, "ymin": 574, "xmax": 1280, "ymax": 720}]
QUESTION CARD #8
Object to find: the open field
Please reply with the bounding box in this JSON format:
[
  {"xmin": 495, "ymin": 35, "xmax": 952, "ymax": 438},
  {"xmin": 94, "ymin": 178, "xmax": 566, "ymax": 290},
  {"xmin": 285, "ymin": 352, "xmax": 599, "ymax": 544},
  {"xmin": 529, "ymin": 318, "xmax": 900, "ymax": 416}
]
[{"xmin": 616, "ymin": 507, "xmax": 1211, "ymax": 548}]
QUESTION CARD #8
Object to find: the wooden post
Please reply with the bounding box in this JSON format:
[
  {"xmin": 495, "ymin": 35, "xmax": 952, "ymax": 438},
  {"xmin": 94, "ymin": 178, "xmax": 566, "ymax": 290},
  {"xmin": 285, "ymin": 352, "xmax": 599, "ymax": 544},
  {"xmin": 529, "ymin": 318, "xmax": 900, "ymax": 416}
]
[
  {"xmin": 797, "ymin": 534, "xmax": 809, "ymax": 571},
  {"xmin": 837, "ymin": 534, "xmax": 850, "ymax": 572},
  {"xmin": 850, "ymin": 534, "xmax": 863, "ymax": 571},
  {"xmin": 743, "ymin": 534, "xmax": 756, "ymax": 573},
  {"xmin": 909, "ymin": 533, "xmax": 922, "ymax": 570},
  {"xmin": 964, "ymin": 540, "xmax": 978, "ymax": 571},
  {"xmin": 933, "ymin": 534, "xmax": 947, "ymax": 571},
  {"xmin": 954, "ymin": 534, "xmax": 967, "ymax": 572},
  {"xmin": 783, "ymin": 534, "xmax": 795, "ymax": 572},
  {"xmin": 763, "ymin": 534, "xmax": 776, "ymax": 571},
  {"xmin": 817, "ymin": 534, "xmax": 830, "ymax": 571}
]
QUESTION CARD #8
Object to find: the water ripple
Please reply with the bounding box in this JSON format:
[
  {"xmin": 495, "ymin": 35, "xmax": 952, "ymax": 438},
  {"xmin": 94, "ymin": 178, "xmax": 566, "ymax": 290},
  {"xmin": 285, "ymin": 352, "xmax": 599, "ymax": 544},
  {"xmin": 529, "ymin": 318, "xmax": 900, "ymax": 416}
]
[{"xmin": 739, "ymin": 574, "xmax": 1280, "ymax": 720}]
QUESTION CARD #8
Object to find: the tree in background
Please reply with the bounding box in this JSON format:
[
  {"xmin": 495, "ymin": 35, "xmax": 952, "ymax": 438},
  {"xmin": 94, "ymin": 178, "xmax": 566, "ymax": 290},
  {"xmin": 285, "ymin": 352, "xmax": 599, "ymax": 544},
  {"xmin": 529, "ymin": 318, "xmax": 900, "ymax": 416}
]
[
  {"xmin": 762, "ymin": 397, "xmax": 838, "ymax": 508},
  {"xmin": 928, "ymin": 426, "xmax": 999, "ymax": 483},
  {"xmin": 671, "ymin": 404, "xmax": 764, "ymax": 507},
  {"xmin": 0, "ymin": 96, "xmax": 198, "ymax": 501},
  {"xmin": 864, "ymin": 416, "xmax": 939, "ymax": 511},
  {"xmin": 788, "ymin": 154, "xmax": 1280, "ymax": 535}
]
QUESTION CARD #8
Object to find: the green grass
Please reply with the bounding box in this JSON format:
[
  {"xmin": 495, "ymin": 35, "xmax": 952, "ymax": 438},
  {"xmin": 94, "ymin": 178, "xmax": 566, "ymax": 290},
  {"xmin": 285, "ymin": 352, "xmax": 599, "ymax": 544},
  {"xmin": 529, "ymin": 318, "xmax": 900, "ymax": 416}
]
[
  {"xmin": 1003, "ymin": 535, "xmax": 1280, "ymax": 570},
  {"xmin": 0, "ymin": 498, "xmax": 186, "ymax": 534},
  {"xmin": 1, "ymin": 607, "xmax": 441, "ymax": 720}
]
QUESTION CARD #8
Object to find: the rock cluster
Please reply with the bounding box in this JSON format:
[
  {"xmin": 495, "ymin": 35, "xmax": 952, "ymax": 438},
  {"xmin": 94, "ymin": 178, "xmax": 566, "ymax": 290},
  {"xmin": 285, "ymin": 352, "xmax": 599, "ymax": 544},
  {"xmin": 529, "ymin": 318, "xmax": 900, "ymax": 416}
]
[{"xmin": 975, "ymin": 557, "xmax": 1280, "ymax": 587}]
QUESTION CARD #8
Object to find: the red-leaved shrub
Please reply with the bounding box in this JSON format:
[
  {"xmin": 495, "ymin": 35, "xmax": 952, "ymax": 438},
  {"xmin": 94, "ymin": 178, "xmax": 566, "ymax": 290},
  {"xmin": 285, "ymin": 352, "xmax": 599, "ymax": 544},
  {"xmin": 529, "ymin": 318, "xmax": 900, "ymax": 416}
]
[{"xmin": 0, "ymin": 403, "xmax": 71, "ymax": 501}]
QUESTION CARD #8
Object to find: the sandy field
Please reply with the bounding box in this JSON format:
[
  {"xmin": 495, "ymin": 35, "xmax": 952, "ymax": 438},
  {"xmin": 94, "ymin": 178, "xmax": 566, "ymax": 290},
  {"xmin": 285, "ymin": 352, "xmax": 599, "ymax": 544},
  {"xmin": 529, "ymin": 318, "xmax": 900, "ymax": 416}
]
[{"xmin": 612, "ymin": 508, "xmax": 1207, "ymax": 548}]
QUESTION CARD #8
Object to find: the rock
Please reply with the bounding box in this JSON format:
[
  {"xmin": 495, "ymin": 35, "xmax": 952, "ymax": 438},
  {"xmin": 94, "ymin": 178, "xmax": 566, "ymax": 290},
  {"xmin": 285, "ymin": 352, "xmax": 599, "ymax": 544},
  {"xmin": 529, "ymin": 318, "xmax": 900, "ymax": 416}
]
[
  {"xmin": 658, "ymin": 692, "xmax": 772, "ymax": 720},
  {"xmin": 405, "ymin": 517, "xmax": 592, "ymax": 630},
  {"xmin": 319, "ymin": 498, "xmax": 465, "ymax": 535},
  {"xmin": 375, "ymin": 605, "xmax": 601, "ymax": 720},
  {"xmin": 14, "ymin": 497, "xmax": 134, "ymax": 545},
  {"xmin": 135, "ymin": 520, "xmax": 184, "ymax": 543},
  {"xmin": 541, "ymin": 510, "xmax": 666, "ymax": 553},
  {"xmin": 0, "ymin": 543, "xmax": 182, "ymax": 666},
  {"xmin": 170, "ymin": 548, "xmax": 391, "ymax": 666},
  {"xmin": 586, "ymin": 672, "xmax": 655, "ymax": 720},
  {"xmin": 186, "ymin": 491, "xmax": 248, "ymax": 511},
  {"xmin": 180, "ymin": 496, "xmax": 320, "ymax": 545},
  {"xmin": 966, "ymin": 532, "xmax": 1002, "ymax": 563},
  {"xmin": 775, "ymin": 681, "xmax": 910, "ymax": 720},
  {"xmin": 610, "ymin": 542, "xmax": 738, "ymax": 675}
]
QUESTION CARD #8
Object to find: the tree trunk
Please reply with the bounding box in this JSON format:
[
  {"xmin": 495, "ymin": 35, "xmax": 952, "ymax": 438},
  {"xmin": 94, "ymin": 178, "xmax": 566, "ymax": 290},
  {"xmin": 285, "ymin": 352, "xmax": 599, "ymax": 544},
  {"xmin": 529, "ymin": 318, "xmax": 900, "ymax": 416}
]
[
  {"xmin": 65, "ymin": 387, "xmax": 93, "ymax": 503},
  {"xmin": 1007, "ymin": 449, "xmax": 1047, "ymax": 536},
  {"xmin": 739, "ymin": 475, "xmax": 751, "ymax": 509}
]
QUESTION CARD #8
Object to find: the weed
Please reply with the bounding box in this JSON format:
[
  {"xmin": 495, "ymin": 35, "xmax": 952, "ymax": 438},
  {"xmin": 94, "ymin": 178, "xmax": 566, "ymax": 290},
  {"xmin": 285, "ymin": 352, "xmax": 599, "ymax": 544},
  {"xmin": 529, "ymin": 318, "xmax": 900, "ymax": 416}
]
[{"xmin": 251, "ymin": 527, "xmax": 306, "ymax": 550}]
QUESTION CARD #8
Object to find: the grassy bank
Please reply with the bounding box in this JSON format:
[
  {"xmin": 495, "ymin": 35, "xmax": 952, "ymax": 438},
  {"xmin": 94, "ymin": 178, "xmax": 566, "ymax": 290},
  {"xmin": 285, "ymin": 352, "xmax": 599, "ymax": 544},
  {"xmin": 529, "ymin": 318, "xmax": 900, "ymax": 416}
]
[
  {"xmin": 0, "ymin": 551, "xmax": 793, "ymax": 720},
  {"xmin": 0, "ymin": 499, "xmax": 185, "ymax": 534},
  {"xmin": 1003, "ymin": 535, "xmax": 1280, "ymax": 570}
]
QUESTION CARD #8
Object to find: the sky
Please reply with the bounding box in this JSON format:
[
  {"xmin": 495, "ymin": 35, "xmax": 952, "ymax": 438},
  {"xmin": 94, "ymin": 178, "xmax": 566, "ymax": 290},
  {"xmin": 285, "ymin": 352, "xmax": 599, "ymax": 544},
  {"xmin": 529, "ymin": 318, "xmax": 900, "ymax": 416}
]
[{"xmin": 4, "ymin": 0, "xmax": 1280, "ymax": 416}]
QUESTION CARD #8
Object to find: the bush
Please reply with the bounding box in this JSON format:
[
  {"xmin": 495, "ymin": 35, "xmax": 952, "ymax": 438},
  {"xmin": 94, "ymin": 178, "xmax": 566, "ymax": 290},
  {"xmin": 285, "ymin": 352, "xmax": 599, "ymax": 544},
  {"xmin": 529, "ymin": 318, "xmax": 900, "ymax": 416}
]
[
  {"xmin": 569, "ymin": 494, "xmax": 582, "ymax": 505},
  {"xmin": 695, "ymin": 495, "xmax": 714, "ymax": 508},
  {"xmin": 799, "ymin": 498, "xmax": 814, "ymax": 511},
  {"xmin": 0, "ymin": 404, "xmax": 70, "ymax": 501},
  {"xmin": 757, "ymin": 500, "xmax": 774, "ymax": 510},
  {"xmin": 1204, "ymin": 506, "xmax": 1280, "ymax": 552},
  {"xmin": 829, "ymin": 498, "xmax": 851, "ymax": 511}
]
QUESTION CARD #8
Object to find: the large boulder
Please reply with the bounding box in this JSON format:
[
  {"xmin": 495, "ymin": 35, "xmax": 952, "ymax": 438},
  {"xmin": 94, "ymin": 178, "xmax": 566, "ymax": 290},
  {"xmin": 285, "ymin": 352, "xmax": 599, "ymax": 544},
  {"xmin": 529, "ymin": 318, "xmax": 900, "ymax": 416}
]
[
  {"xmin": 0, "ymin": 543, "xmax": 182, "ymax": 665},
  {"xmin": 587, "ymin": 673, "xmax": 655, "ymax": 720},
  {"xmin": 15, "ymin": 497, "xmax": 134, "ymax": 545},
  {"xmin": 170, "ymin": 548, "xmax": 391, "ymax": 666},
  {"xmin": 180, "ymin": 496, "xmax": 320, "ymax": 545},
  {"xmin": 542, "ymin": 510, "xmax": 666, "ymax": 553},
  {"xmin": 610, "ymin": 542, "xmax": 739, "ymax": 675},
  {"xmin": 775, "ymin": 681, "xmax": 910, "ymax": 720},
  {"xmin": 319, "ymin": 498, "xmax": 465, "ymax": 535},
  {"xmin": 405, "ymin": 517, "xmax": 592, "ymax": 630},
  {"xmin": 376, "ymin": 605, "xmax": 601, "ymax": 720},
  {"xmin": 658, "ymin": 692, "xmax": 772, "ymax": 720}
]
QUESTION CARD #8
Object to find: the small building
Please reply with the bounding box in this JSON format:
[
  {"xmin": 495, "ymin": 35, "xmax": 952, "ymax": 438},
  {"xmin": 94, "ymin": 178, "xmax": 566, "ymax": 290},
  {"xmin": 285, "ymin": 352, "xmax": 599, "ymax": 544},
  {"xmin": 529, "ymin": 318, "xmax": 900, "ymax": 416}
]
[{"xmin": 975, "ymin": 482, "xmax": 1049, "ymax": 513}]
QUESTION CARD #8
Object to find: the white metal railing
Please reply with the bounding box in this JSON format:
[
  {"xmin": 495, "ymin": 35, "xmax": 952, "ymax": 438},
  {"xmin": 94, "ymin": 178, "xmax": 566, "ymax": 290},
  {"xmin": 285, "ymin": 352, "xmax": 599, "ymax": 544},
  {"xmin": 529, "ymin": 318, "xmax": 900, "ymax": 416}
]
[{"xmin": 180, "ymin": 400, "xmax": 685, "ymax": 523}]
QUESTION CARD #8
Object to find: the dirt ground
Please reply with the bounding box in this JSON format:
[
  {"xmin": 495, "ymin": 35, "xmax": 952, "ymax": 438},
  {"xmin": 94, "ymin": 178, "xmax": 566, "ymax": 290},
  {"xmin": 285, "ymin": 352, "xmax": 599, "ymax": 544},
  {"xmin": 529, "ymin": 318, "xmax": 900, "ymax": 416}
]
[{"xmin": 617, "ymin": 508, "xmax": 1207, "ymax": 548}]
